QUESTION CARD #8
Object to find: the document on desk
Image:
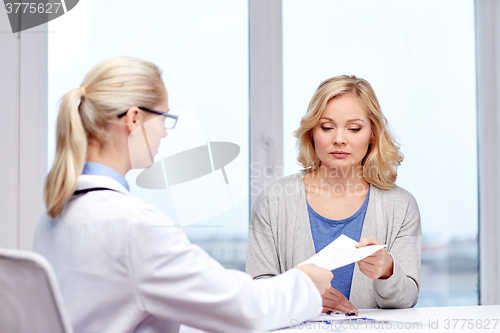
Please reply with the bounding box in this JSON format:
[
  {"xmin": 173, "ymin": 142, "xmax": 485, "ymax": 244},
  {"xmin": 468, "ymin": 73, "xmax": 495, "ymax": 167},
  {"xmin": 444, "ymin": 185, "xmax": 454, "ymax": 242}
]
[
  {"xmin": 307, "ymin": 313, "xmax": 374, "ymax": 323},
  {"xmin": 299, "ymin": 235, "xmax": 386, "ymax": 270}
]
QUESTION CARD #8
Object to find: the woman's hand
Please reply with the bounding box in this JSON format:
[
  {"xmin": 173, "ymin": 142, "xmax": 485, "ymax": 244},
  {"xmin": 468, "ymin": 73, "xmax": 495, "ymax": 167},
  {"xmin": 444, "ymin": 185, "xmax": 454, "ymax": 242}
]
[
  {"xmin": 321, "ymin": 287, "xmax": 358, "ymax": 315},
  {"xmin": 295, "ymin": 264, "xmax": 333, "ymax": 296},
  {"xmin": 356, "ymin": 238, "xmax": 394, "ymax": 279}
]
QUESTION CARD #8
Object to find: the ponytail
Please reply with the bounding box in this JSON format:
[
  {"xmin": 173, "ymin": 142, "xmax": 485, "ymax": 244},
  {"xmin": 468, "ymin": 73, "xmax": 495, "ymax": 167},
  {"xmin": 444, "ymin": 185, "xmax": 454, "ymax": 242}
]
[
  {"xmin": 44, "ymin": 57, "xmax": 165, "ymax": 218},
  {"xmin": 44, "ymin": 88, "xmax": 87, "ymax": 218}
]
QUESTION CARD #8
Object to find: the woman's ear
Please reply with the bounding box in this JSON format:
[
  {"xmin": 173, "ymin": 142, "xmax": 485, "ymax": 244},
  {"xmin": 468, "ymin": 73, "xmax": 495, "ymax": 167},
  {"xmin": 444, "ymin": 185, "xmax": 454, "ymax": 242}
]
[{"xmin": 124, "ymin": 107, "xmax": 142, "ymax": 133}]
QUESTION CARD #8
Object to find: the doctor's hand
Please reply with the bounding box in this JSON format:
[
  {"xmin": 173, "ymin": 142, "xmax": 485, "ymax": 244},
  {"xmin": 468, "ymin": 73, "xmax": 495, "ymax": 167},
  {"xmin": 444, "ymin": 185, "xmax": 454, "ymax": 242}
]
[
  {"xmin": 321, "ymin": 287, "xmax": 358, "ymax": 315},
  {"xmin": 355, "ymin": 238, "xmax": 394, "ymax": 280},
  {"xmin": 295, "ymin": 264, "xmax": 333, "ymax": 296}
]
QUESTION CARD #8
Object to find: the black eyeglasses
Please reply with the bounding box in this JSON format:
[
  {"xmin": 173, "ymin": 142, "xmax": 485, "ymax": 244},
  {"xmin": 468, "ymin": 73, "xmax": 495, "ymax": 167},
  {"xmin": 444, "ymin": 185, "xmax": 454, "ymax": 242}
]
[{"xmin": 117, "ymin": 107, "xmax": 178, "ymax": 129}]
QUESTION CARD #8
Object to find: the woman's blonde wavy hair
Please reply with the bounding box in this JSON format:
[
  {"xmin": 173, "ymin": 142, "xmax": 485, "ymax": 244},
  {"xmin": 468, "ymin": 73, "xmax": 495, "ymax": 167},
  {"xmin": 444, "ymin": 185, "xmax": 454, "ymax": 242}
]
[
  {"xmin": 44, "ymin": 57, "xmax": 165, "ymax": 218},
  {"xmin": 295, "ymin": 75, "xmax": 403, "ymax": 190}
]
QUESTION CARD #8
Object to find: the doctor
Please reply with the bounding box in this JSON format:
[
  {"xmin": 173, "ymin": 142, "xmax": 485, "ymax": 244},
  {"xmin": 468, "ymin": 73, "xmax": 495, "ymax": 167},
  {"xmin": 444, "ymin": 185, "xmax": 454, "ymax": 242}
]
[{"xmin": 33, "ymin": 57, "xmax": 333, "ymax": 333}]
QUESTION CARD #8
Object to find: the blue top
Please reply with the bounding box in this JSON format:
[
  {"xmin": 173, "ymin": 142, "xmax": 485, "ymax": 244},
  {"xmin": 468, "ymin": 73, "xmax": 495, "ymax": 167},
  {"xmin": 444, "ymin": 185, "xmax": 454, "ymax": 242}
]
[
  {"xmin": 82, "ymin": 162, "xmax": 130, "ymax": 192},
  {"xmin": 307, "ymin": 185, "xmax": 370, "ymax": 299}
]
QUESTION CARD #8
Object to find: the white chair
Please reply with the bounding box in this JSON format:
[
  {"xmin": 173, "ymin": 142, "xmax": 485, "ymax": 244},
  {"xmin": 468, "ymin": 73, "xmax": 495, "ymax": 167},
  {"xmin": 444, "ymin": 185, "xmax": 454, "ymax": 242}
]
[{"xmin": 0, "ymin": 248, "xmax": 73, "ymax": 333}]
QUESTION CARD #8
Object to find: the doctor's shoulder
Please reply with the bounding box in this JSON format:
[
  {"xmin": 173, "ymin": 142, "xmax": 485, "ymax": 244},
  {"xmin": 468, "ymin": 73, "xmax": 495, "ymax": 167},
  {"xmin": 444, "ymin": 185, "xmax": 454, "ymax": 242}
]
[
  {"xmin": 63, "ymin": 190, "xmax": 176, "ymax": 230},
  {"xmin": 114, "ymin": 195, "xmax": 177, "ymax": 228}
]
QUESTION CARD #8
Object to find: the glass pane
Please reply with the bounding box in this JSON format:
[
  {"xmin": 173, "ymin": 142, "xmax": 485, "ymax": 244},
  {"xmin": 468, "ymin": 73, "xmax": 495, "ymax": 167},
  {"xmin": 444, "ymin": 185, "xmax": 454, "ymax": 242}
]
[
  {"xmin": 283, "ymin": 0, "xmax": 477, "ymax": 306},
  {"xmin": 48, "ymin": 0, "xmax": 249, "ymax": 270}
]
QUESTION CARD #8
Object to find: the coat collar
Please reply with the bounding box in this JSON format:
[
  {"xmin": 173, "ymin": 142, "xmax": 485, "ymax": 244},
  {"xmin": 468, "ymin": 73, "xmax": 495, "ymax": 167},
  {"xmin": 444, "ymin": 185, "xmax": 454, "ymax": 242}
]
[{"xmin": 77, "ymin": 175, "xmax": 131, "ymax": 196}]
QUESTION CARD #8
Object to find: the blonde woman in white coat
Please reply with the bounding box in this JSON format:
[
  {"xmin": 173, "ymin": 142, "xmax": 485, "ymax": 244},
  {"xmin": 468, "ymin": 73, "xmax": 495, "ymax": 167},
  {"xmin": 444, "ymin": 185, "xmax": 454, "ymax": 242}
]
[{"xmin": 33, "ymin": 57, "xmax": 333, "ymax": 333}]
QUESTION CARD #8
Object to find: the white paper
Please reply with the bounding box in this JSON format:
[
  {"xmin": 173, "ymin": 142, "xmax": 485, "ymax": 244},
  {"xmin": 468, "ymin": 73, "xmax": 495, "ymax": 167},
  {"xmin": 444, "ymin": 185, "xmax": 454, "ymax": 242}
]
[{"xmin": 299, "ymin": 234, "xmax": 386, "ymax": 270}]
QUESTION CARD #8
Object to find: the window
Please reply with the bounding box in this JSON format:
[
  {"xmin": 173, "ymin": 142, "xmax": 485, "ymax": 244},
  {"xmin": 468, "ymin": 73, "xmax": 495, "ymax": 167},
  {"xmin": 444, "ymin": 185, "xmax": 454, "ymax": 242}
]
[
  {"xmin": 283, "ymin": 0, "xmax": 478, "ymax": 306},
  {"xmin": 48, "ymin": 0, "xmax": 249, "ymax": 270}
]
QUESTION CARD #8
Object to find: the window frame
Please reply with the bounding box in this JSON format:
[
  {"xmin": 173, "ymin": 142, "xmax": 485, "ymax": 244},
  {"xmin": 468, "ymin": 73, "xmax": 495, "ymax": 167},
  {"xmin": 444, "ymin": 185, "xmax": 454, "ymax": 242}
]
[
  {"xmin": 0, "ymin": 17, "xmax": 47, "ymax": 250},
  {"xmin": 476, "ymin": 0, "xmax": 500, "ymax": 305}
]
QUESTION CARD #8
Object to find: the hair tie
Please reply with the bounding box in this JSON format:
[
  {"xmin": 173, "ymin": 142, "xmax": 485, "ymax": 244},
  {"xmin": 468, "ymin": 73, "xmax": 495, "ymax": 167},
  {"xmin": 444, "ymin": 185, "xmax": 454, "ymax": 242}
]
[{"xmin": 80, "ymin": 87, "xmax": 86, "ymax": 96}]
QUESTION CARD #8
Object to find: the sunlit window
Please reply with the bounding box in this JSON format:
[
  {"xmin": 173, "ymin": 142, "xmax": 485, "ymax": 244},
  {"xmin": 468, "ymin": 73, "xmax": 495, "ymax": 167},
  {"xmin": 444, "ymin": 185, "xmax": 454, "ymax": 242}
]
[
  {"xmin": 48, "ymin": 0, "xmax": 249, "ymax": 270},
  {"xmin": 283, "ymin": 0, "xmax": 478, "ymax": 306}
]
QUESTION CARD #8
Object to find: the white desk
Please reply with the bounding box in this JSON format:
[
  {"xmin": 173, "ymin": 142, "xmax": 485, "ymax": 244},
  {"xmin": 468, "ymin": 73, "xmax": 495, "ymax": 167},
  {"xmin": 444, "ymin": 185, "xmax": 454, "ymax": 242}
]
[
  {"xmin": 261, "ymin": 305, "xmax": 500, "ymax": 332},
  {"xmin": 179, "ymin": 306, "xmax": 500, "ymax": 333}
]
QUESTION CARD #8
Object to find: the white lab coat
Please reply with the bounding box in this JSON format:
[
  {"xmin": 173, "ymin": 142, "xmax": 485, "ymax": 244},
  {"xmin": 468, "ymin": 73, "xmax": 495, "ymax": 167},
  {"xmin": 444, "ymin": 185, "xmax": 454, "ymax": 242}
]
[{"xmin": 33, "ymin": 175, "xmax": 322, "ymax": 333}]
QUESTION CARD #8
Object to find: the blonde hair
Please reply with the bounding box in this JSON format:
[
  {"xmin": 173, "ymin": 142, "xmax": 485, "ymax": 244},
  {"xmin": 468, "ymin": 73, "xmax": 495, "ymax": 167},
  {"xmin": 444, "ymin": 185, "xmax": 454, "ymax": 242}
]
[
  {"xmin": 44, "ymin": 57, "xmax": 165, "ymax": 218},
  {"xmin": 295, "ymin": 75, "xmax": 403, "ymax": 190}
]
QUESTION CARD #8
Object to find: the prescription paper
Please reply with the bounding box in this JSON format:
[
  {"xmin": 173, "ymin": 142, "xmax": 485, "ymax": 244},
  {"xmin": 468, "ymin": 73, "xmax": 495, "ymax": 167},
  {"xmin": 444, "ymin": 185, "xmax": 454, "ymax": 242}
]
[
  {"xmin": 299, "ymin": 235, "xmax": 386, "ymax": 270},
  {"xmin": 307, "ymin": 313, "xmax": 374, "ymax": 323}
]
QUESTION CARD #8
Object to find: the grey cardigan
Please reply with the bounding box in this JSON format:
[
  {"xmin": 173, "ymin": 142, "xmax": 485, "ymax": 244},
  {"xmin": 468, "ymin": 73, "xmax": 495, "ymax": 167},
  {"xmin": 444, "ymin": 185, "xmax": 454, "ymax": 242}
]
[{"xmin": 246, "ymin": 172, "xmax": 422, "ymax": 309}]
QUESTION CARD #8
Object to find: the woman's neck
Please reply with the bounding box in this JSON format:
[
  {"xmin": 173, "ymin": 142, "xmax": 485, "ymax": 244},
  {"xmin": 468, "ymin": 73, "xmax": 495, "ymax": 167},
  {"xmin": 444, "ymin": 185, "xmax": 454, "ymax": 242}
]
[
  {"xmin": 305, "ymin": 164, "xmax": 369, "ymax": 197},
  {"xmin": 86, "ymin": 139, "xmax": 130, "ymax": 177}
]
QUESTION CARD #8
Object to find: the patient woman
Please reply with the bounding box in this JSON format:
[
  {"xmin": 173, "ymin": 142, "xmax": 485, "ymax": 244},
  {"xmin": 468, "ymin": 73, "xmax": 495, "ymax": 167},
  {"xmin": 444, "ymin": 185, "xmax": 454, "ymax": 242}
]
[
  {"xmin": 246, "ymin": 75, "xmax": 421, "ymax": 312},
  {"xmin": 33, "ymin": 57, "xmax": 333, "ymax": 333}
]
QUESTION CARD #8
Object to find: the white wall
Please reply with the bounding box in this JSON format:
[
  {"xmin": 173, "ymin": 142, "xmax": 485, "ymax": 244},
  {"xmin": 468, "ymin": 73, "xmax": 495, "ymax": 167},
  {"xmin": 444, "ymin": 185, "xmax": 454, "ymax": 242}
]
[
  {"xmin": 0, "ymin": 7, "xmax": 47, "ymax": 250},
  {"xmin": 0, "ymin": 8, "xmax": 20, "ymax": 249}
]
